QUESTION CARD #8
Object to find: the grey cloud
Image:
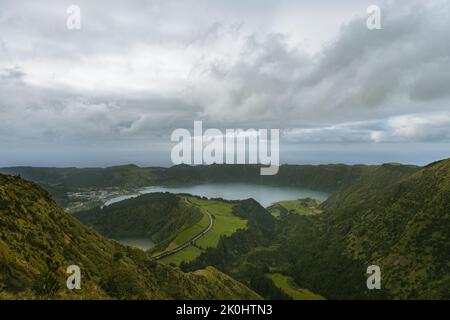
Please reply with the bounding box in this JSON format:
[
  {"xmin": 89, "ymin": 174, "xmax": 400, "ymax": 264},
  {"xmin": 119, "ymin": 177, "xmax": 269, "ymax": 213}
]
[
  {"xmin": 284, "ymin": 112, "xmax": 450, "ymax": 143},
  {"xmin": 194, "ymin": 0, "xmax": 450, "ymax": 125},
  {"xmin": 408, "ymin": 57, "xmax": 450, "ymax": 101},
  {"xmin": 0, "ymin": 0, "xmax": 449, "ymax": 166},
  {"xmin": 0, "ymin": 66, "xmax": 25, "ymax": 82},
  {"xmin": 2, "ymin": 0, "xmax": 449, "ymax": 131}
]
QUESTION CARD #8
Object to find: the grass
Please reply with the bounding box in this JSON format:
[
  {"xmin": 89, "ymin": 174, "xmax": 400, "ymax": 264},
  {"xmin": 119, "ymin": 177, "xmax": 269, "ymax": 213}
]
[
  {"xmin": 160, "ymin": 197, "xmax": 248, "ymax": 265},
  {"xmin": 190, "ymin": 197, "xmax": 247, "ymax": 249},
  {"xmin": 268, "ymin": 198, "xmax": 322, "ymax": 217},
  {"xmin": 267, "ymin": 273, "xmax": 325, "ymax": 300},
  {"xmin": 170, "ymin": 210, "xmax": 210, "ymax": 246},
  {"xmin": 161, "ymin": 245, "xmax": 203, "ymax": 265}
]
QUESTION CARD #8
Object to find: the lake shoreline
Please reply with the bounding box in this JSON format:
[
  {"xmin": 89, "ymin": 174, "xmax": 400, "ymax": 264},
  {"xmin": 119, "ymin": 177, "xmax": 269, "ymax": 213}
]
[{"xmin": 104, "ymin": 182, "xmax": 329, "ymax": 208}]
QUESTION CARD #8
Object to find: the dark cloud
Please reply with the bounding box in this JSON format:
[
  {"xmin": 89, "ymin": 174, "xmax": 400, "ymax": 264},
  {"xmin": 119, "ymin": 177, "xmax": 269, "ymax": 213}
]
[{"xmin": 0, "ymin": 66, "xmax": 25, "ymax": 82}]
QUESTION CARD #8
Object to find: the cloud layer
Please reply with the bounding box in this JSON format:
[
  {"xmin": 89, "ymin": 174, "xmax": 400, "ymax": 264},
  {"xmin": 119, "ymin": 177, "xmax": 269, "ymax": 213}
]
[{"xmin": 0, "ymin": 0, "xmax": 449, "ymax": 166}]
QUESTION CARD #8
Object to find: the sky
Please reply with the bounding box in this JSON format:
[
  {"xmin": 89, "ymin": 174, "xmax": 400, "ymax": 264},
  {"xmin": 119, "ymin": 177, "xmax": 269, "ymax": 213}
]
[{"xmin": 0, "ymin": 0, "xmax": 449, "ymax": 167}]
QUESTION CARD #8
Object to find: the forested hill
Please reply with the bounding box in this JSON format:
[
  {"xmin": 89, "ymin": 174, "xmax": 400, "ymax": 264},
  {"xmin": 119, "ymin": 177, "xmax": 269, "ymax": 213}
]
[
  {"xmin": 158, "ymin": 163, "xmax": 383, "ymax": 192},
  {"xmin": 0, "ymin": 164, "xmax": 164, "ymax": 206},
  {"xmin": 0, "ymin": 174, "xmax": 261, "ymax": 299},
  {"xmin": 0, "ymin": 164, "xmax": 162, "ymax": 188},
  {"xmin": 0, "ymin": 163, "xmax": 406, "ymax": 207},
  {"xmin": 74, "ymin": 193, "xmax": 204, "ymax": 247},
  {"xmin": 0, "ymin": 163, "xmax": 380, "ymax": 192},
  {"xmin": 316, "ymin": 159, "xmax": 450, "ymax": 298},
  {"xmin": 185, "ymin": 159, "xmax": 450, "ymax": 299}
]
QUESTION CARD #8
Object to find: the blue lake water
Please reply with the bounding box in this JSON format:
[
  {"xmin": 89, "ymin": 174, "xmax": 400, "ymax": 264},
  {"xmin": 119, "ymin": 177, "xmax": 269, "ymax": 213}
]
[{"xmin": 104, "ymin": 183, "xmax": 328, "ymax": 208}]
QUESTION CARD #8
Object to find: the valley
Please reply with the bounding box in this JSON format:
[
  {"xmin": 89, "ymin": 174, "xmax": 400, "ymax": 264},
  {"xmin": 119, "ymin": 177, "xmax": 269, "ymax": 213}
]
[
  {"xmin": 1, "ymin": 160, "xmax": 449, "ymax": 300},
  {"xmin": 0, "ymin": 174, "xmax": 261, "ymax": 299},
  {"xmin": 4, "ymin": 0, "xmax": 450, "ymax": 305}
]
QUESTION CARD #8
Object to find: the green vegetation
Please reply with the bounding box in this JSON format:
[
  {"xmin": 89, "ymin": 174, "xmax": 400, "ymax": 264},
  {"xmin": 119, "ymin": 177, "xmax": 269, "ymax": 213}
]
[
  {"xmin": 184, "ymin": 199, "xmax": 290, "ymax": 299},
  {"xmin": 0, "ymin": 174, "xmax": 261, "ymax": 299},
  {"xmin": 267, "ymin": 198, "xmax": 322, "ymax": 217},
  {"xmin": 0, "ymin": 163, "xmax": 387, "ymax": 208},
  {"xmin": 161, "ymin": 246, "xmax": 203, "ymax": 265},
  {"xmin": 75, "ymin": 193, "xmax": 248, "ymax": 266},
  {"xmin": 189, "ymin": 198, "xmax": 247, "ymax": 248},
  {"xmin": 0, "ymin": 164, "xmax": 165, "ymax": 208},
  {"xmin": 266, "ymin": 273, "xmax": 324, "ymax": 300},
  {"xmin": 2, "ymin": 159, "xmax": 448, "ymax": 300},
  {"xmin": 0, "ymin": 164, "xmax": 163, "ymax": 189},
  {"xmin": 185, "ymin": 159, "xmax": 450, "ymax": 300},
  {"xmin": 165, "ymin": 204, "xmax": 210, "ymax": 247},
  {"xmin": 74, "ymin": 193, "xmax": 203, "ymax": 247},
  {"xmin": 160, "ymin": 197, "xmax": 247, "ymax": 265},
  {"xmin": 314, "ymin": 161, "xmax": 450, "ymax": 299},
  {"xmin": 158, "ymin": 164, "xmax": 382, "ymax": 193}
]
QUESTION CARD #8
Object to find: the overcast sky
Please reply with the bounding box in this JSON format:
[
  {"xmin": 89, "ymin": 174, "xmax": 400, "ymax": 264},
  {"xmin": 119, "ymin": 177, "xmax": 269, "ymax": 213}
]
[{"xmin": 1, "ymin": 0, "xmax": 449, "ymax": 167}]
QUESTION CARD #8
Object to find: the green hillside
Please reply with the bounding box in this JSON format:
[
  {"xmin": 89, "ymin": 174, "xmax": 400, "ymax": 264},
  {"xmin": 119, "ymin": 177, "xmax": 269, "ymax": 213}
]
[
  {"xmin": 161, "ymin": 197, "xmax": 248, "ymax": 265},
  {"xmin": 267, "ymin": 198, "xmax": 322, "ymax": 217},
  {"xmin": 2, "ymin": 160, "xmax": 446, "ymax": 299},
  {"xmin": 0, "ymin": 165, "xmax": 165, "ymax": 207},
  {"xmin": 75, "ymin": 194, "xmax": 248, "ymax": 266},
  {"xmin": 266, "ymin": 273, "xmax": 325, "ymax": 300},
  {"xmin": 0, "ymin": 165, "xmax": 163, "ymax": 189},
  {"xmin": 155, "ymin": 163, "xmax": 380, "ymax": 192},
  {"xmin": 0, "ymin": 174, "xmax": 261, "ymax": 299},
  {"xmin": 318, "ymin": 160, "xmax": 450, "ymax": 298},
  {"xmin": 185, "ymin": 160, "xmax": 450, "ymax": 299},
  {"xmin": 74, "ymin": 193, "xmax": 203, "ymax": 246}
]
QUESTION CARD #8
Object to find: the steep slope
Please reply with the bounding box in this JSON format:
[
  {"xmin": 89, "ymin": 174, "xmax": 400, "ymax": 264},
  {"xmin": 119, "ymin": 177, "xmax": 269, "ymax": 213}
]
[
  {"xmin": 74, "ymin": 193, "xmax": 203, "ymax": 245},
  {"xmin": 0, "ymin": 174, "xmax": 260, "ymax": 300},
  {"xmin": 74, "ymin": 195, "xmax": 251, "ymax": 266},
  {"xmin": 323, "ymin": 160, "xmax": 450, "ymax": 298},
  {"xmin": 279, "ymin": 160, "xmax": 449, "ymax": 299}
]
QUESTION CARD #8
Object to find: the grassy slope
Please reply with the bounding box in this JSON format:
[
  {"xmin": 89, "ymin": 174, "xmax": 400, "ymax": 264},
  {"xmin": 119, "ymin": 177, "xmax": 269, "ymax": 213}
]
[
  {"xmin": 75, "ymin": 193, "xmax": 247, "ymax": 266},
  {"xmin": 74, "ymin": 193, "xmax": 204, "ymax": 246},
  {"xmin": 266, "ymin": 273, "xmax": 325, "ymax": 300},
  {"xmin": 267, "ymin": 198, "xmax": 322, "ymax": 218},
  {"xmin": 168, "ymin": 211, "xmax": 210, "ymax": 246},
  {"xmin": 191, "ymin": 198, "xmax": 248, "ymax": 248},
  {"xmin": 161, "ymin": 197, "xmax": 247, "ymax": 265},
  {"xmin": 161, "ymin": 246, "xmax": 204, "ymax": 266},
  {"xmin": 0, "ymin": 174, "xmax": 261, "ymax": 300}
]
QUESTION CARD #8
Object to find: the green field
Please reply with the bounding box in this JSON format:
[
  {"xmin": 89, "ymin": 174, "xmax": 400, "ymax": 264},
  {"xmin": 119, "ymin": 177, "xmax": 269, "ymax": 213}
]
[
  {"xmin": 267, "ymin": 273, "xmax": 325, "ymax": 300},
  {"xmin": 161, "ymin": 245, "xmax": 203, "ymax": 265},
  {"xmin": 169, "ymin": 209, "xmax": 210, "ymax": 246},
  {"xmin": 191, "ymin": 198, "xmax": 248, "ymax": 249},
  {"xmin": 161, "ymin": 197, "xmax": 247, "ymax": 265}
]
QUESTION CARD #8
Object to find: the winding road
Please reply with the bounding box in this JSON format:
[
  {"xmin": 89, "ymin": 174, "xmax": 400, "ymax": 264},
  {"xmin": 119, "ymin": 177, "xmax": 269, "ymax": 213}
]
[{"xmin": 152, "ymin": 199, "xmax": 214, "ymax": 261}]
